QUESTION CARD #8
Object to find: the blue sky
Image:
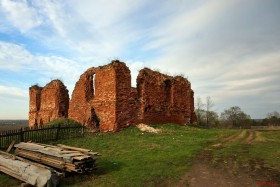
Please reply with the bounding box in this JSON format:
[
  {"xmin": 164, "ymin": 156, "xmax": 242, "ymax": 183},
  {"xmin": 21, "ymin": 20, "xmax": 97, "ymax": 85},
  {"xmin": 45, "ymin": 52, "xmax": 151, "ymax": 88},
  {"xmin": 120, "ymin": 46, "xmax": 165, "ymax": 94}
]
[{"xmin": 0, "ymin": 0, "xmax": 279, "ymax": 119}]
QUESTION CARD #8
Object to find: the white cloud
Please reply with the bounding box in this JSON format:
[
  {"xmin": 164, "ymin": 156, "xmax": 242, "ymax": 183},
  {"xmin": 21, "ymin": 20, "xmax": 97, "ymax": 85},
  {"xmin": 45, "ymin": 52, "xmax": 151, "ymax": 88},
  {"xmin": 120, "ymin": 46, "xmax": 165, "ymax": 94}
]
[
  {"xmin": 126, "ymin": 60, "xmax": 145, "ymax": 87},
  {"xmin": 0, "ymin": 0, "xmax": 42, "ymax": 32},
  {"xmin": 32, "ymin": 0, "xmax": 69, "ymax": 37},
  {"xmin": 17, "ymin": 0, "xmax": 151, "ymax": 58},
  {"xmin": 68, "ymin": 0, "xmax": 148, "ymax": 29},
  {"xmin": 0, "ymin": 41, "xmax": 33, "ymax": 71},
  {"xmin": 0, "ymin": 0, "xmax": 280, "ymax": 119},
  {"xmin": 0, "ymin": 41, "xmax": 86, "ymax": 94},
  {"xmin": 0, "ymin": 85, "xmax": 28, "ymax": 119},
  {"xmin": 144, "ymin": 0, "xmax": 240, "ymax": 50},
  {"xmin": 0, "ymin": 85, "xmax": 27, "ymax": 100}
]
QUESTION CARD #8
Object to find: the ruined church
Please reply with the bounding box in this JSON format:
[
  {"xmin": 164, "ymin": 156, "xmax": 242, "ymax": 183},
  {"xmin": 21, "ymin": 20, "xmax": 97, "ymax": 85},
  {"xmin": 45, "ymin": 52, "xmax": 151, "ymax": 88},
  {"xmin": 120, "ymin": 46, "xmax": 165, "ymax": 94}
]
[{"xmin": 29, "ymin": 60, "xmax": 196, "ymax": 132}]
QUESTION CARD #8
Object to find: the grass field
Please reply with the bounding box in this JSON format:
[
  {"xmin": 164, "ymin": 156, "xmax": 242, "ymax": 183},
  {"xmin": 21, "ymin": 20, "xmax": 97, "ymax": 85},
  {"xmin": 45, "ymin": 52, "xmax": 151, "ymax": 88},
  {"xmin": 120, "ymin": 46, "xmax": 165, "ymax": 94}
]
[
  {"xmin": 210, "ymin": 129, "xmax": 280, "ymax": 183},
  {"xmin": 0, "ymin": 124, "xmax": 279, "ymax": 186}
]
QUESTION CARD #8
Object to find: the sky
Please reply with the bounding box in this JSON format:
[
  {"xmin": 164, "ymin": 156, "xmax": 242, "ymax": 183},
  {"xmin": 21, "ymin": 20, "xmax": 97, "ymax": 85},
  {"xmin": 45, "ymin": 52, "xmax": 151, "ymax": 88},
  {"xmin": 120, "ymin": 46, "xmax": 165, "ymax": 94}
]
[{"xmin": 0, "ymin": 0, "xmax": 279, "ymax": 119}]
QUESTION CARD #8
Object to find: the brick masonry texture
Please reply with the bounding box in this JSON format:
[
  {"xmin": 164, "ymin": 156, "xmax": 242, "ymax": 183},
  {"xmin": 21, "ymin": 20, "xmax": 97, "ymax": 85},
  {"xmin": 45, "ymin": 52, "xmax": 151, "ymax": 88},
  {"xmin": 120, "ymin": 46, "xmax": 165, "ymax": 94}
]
[
  {"xmin": 29, "ymin": 80, "xmax": 69, "ymax": 127},
  {"xmin": 137, "ymin": 68, "xmax": 196, "ymax": 125},
  {"xmin": 29, "ymin": 60, "xmax": 196, "ymax": 131}
]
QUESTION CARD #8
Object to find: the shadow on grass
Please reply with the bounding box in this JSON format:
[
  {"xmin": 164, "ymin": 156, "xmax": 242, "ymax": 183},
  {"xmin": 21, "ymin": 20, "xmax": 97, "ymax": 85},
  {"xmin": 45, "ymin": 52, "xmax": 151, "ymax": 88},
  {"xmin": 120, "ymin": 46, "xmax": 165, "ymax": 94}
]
[
  {"xmin": 60, "ymin": 159, "xmax": 126, "ymax": 186},
  {"xmin": 94, "ymin": 159, "xmax": 126, "ymax": 176},
  {"xmin": 0, "ymin": 174, "xmax": 21, "ymax": 186}
]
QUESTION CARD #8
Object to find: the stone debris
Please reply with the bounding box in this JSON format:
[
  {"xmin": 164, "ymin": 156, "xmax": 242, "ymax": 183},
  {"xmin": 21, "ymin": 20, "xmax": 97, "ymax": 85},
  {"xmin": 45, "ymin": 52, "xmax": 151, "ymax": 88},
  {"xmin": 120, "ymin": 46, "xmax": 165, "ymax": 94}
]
[{"xmin": 137, "ymin": 123, "xmax": 161, "ymax": 134}]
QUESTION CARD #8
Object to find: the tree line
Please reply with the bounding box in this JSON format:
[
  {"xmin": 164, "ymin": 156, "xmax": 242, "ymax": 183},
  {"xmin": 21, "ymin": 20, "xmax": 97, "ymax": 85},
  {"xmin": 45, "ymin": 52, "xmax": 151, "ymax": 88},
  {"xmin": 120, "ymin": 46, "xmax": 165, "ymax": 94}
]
[{"xmin": 195, "ymin": 97, "xmax": 280, "ymax": 128}]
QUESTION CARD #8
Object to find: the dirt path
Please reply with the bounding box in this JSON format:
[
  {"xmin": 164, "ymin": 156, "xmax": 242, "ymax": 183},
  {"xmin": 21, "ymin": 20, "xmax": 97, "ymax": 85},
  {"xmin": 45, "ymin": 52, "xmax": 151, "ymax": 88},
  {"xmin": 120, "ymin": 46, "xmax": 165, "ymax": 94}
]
[
  {"xmin": 178, "ymin": 151, "xmax": 255, "ymax": 187},
  {"xmin": 222, "ymin": 131, "xmax": 243, "ymax": 142},
  {"xmin": 211, "ymin": 130, "xmax": 245, "ymax": 148},
  {"xmin": 177, "ymin": 131, "xmax": 278, "ymax": 187},
  {"xmin": 244, "ymin": 131, "xmax": 255, "ymax": 144}
]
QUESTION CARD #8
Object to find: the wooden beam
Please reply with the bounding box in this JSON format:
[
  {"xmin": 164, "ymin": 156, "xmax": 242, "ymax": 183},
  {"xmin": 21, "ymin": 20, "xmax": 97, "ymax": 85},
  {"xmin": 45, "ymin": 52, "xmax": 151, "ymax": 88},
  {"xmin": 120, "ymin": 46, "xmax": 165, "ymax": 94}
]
[
  {"xmin": 57, "ymin": 144, "xmax": 91, "ymax": 152},
  {"xmin": 6, "ymin": 140, "xmax": 15, "ymax": 153}
]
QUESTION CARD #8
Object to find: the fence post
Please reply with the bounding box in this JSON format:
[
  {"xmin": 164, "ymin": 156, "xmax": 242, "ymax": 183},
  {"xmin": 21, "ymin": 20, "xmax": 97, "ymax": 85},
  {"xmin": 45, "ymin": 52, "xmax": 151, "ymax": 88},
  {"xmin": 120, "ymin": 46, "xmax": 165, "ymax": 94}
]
[
  {"xmin": 56, "ymin": 124, "xmax": 61, "ymax": 140},
  {"xmin": 20, "ymin": 128, "xmax": 24, "ymax": 142}
]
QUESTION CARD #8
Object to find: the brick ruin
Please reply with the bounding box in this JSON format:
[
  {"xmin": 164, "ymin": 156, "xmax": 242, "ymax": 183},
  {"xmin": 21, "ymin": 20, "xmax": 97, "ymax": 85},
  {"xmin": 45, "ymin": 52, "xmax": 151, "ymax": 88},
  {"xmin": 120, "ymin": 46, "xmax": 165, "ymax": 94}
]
[
  {"xmin": 29, "ymin": 60, "xmax": 197, "ymax": 131},
  {"xmin": 137, "ymin": 68, "xmax": 196, "ymax": 125},
  {"xmin": 29, "ymin": 80, "xmax": 69, "ymax": 127}
]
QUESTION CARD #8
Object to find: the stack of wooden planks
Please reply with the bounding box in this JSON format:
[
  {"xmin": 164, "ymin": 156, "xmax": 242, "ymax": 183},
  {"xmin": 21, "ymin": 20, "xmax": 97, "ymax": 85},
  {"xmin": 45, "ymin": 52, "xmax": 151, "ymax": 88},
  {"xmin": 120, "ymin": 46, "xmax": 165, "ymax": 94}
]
[
  {"xmin": 14, "ymin": 142, "xmax": 100, "ymax": 174},
  {"xmin": 0, "ymin": 150, "xmax": 60, "ymax": 187}
]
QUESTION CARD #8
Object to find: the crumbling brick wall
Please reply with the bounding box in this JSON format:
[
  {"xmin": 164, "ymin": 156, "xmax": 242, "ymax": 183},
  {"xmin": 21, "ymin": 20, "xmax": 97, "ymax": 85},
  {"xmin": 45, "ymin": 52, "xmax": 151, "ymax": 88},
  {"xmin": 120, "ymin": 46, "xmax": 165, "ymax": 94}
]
[
  {"xmin": 69, "ymin": 61, "xmax": 135, "ymax": 131},
  {"xmin": 136, "ymin": 68, "xmax": 196, "ymax": 125},
  {"xmin": 29, "ymin": 85, "xmax": 42, "ymax": 127},
  {"xmin": 68, "ymin": 67, "xmax": 95, "ymax": 128},
  {"xmin": 29, "ymin": 60, "xmax": 196, "ymax": 131},
  {"xmin": 29, "ymin": 80, "xmax": 69, "ymax": 127}
]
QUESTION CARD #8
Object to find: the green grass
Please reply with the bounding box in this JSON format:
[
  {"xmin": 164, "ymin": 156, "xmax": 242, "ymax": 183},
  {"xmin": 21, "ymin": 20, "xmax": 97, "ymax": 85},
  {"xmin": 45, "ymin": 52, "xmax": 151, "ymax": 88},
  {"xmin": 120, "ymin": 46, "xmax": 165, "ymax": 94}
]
[
  {"xmin": 57, "ymin": 124, "xmax": 231, "ymax": 187},
  {"xmin": 212, "ymin": 130, "xmax": 280, "ymax": 170},
  {"xmin": 0, "ymin": 124, "xmax": 243, "ymax": 186},
  {"xmin": 249, "ymin": 131, "xmax": 280, "ymax": 169},
  {"xmin": 0, "ymin": 174, "xmax": 21, "ymax": 186}
]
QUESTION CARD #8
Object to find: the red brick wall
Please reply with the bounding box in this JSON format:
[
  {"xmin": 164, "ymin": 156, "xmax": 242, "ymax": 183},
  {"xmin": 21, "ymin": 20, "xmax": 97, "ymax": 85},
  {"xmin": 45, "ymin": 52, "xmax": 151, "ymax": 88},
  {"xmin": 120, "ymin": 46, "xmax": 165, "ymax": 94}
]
[
  {"xmin": 91, "ymin": 64, "xmax": 117, "ymax": 131},
  {"xmin": 170, "ymin": 77, "xmax": 192, "ymax": 124},
  {"xmin": 29, "ymin": 85, "xmax": 42, "ymax": 127},
  {"xmin": 69, "ymin": 61, "xmax": 131, "ymax": 131},
  {"xmin": 136, "ymin": 68, "xmax": 196, "ymax": 125},
  {"xmin": 30, "ymin": 61, "xmax": 197, "ymax": 131},
  {"xmin": 137, "ymin": 68, "xmax": 168, "ymax": 119},
  {"xmin": 114, "ymin": 62, "xmax": 135, "ymax": 130},
  {"xmin": 29, "ymin": 80, "xmax": 69, "ymax": 127},
  {"xmin": 68, "ymin": 68, "xmax": 95, "ymax": 126}
]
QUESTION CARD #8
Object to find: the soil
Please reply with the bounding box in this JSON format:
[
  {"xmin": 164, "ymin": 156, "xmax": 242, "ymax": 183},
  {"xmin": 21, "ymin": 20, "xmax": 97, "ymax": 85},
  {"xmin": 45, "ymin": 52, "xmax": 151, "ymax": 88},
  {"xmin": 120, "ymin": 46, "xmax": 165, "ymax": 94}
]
[
  {"xmin": 177, "ymin": 131, "xmax": 280, "ymax": 187},
  {"xmin": 178, "ymin": 151, "xmax": 256, "ymax": 187},
  {"xmin": 244, "ymin": 131, "xmax": 254, "ymax": 144}
]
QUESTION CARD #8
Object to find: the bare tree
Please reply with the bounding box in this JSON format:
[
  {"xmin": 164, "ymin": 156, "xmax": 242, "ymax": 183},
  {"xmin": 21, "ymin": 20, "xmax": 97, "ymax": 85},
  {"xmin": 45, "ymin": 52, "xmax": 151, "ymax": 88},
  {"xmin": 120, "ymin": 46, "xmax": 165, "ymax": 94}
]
[
  {"xmin": 196, "ymin": 97, "xmax": 205, "ymax": 125},
  {"xmin": 206, "ymin": 96, "xmax": 214, "ymax": 127},
  {"xmin": 207, "ymin": 111, "xmax": 220, "ymax": 128},
  {"xmin": 267, "ymin": 111, "xmax": 280, "ymax": 119},
  {"xmin": 221, "ymin": 106, "xmax": 251, "ymax": 128},
  {"xmin": 264, "ymin": 111, "xmax": 280, "ymax": 126}
]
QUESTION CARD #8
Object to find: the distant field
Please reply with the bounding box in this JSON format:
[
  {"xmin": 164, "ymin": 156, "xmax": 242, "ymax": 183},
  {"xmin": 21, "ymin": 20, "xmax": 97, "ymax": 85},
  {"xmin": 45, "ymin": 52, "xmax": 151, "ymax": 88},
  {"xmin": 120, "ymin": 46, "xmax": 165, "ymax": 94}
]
[
  {"xmin": 0, "ymin": 120, "xmax": 28, "ymax": 131},
  {"xmin": 0, "ymin": 124, "xmax": 279, "ymax": 187}
]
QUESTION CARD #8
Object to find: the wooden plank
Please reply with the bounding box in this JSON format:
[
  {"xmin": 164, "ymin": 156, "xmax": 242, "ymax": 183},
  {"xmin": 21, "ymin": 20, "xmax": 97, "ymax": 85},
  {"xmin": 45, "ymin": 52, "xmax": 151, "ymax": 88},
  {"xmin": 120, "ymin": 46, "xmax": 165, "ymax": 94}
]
[
  {"xmin": 57, "ymin": 144, "xmax": 91, "ymax": 152},
  {"xmin": 6, "ymin": 140, "xmax": 15, "ymax": 153},
  {"xmin": 0, "ymin": 151, "xmax": 60, "ymax": 187},
  {"xmin": 58, "ymin": 150, "xmax": 80, "ymax": 154},
  {"xmin": 14, "ymin": 142, "xmax": 96, "ymax": 174},
  {"xmin": 57, "ymin": 153, "xmax": 85, "ymax": 157},
  {"xmin": 87, "ymin": 152, "xmax": 102, "ymax": 156}
]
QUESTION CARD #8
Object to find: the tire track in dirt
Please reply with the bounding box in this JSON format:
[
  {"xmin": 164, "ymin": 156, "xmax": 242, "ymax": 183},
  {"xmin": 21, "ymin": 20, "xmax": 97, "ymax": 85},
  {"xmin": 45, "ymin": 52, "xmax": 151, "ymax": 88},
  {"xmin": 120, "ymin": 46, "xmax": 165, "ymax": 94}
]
[
  {"xmin": 211, "ymin": 130, "xmax": 246, "ymax": 148},
  {"xmin": 177, "ymin": 151, "xmax": 255, "ymax": 187},
  {"xmin": 211, "ymin": 131, "xmax": 241, "ymax": 147},
  {"xmin": 222, "ymin": 131, "xmax": 242, "ymax": 142},
  {"xmin": 179, "ymin": 131, "xmax": 260, "ymax": 187},
  {"xmin": 244, "ymin": 131, "xmax": 255, "ymax": 144}
]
